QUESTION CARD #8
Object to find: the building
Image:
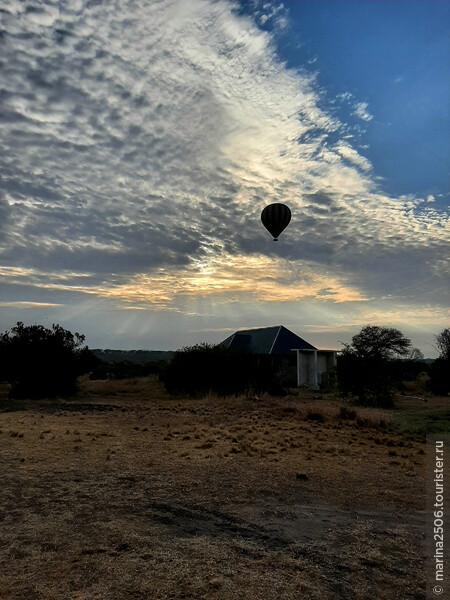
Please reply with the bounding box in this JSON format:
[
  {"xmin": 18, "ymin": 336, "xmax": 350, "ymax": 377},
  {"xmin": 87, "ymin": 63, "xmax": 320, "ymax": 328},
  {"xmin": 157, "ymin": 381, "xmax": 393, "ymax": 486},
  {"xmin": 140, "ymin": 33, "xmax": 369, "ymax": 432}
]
[{"xmin": 219, "ymin": 325, "xmax": 336, "ymax": 389}]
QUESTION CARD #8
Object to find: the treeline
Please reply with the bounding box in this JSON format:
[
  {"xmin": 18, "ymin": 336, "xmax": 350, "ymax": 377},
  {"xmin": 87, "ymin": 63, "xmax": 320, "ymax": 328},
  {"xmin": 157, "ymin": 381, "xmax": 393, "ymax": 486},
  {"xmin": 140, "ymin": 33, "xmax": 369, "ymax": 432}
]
[
  {"xmin": 91, "ymin": 349, "xmax": 174, "ymax": 365},
  {"xmin": 337, "ymin": 325, "xmax": 449, "ymax": 407},
  {"xmin": 0, "ymin": 322, "xmax": 170, "ymax": 398},
  {"xmin": 88, "ymin": 349, "xmax": 173, "ymax": 381},
  {"xmin": 0, "ymin": 321, "xmax": 448, "ymax": 404},
  {"xmin": 88, "ymin": 358, "xmax": 168, "ymax": 381}
]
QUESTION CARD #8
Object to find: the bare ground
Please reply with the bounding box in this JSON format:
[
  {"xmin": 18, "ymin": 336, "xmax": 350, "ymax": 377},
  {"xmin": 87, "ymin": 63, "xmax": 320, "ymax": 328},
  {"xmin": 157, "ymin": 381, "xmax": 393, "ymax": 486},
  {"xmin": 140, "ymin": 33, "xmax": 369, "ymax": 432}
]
[{"xmin": 0, "ymin": 376, "xmax": 432, "ymax": 599}]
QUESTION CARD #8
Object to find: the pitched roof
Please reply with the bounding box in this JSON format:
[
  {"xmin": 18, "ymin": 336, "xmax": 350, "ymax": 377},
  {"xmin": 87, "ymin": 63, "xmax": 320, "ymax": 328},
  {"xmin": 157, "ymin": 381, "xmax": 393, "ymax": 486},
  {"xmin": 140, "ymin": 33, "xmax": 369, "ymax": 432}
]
[{"xmin": 219, "ymin": 325, "xmax": 317, "ymax": 355}]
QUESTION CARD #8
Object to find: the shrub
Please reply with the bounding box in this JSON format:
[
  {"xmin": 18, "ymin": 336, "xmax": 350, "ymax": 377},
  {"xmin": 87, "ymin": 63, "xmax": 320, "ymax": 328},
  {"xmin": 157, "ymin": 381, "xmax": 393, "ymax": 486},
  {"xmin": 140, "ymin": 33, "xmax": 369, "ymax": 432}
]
[
  {"xmin": 0, "ymin": 321, "xmax": 95, "ymax": 399},
  {"xmin": 159, "ymin": 343, "xmax": 282, "ymax": 396},
  {"xmin": 337, "ymin": 325, "xmax": 412, "ymax": 408},
  {"xmin": 338, "ymin": 406, "xmax": 357, "ymax": 420},
  {"xmin": 428, "ymin": 357, "xmax": 450, "ymax": 396},
  {"xmin": 338, "ymin": 353, "xmax": 395, "ymax": 408},
  {"xmin": 305, "ymin": 410, "xmax": 326, "ymax": 423}
]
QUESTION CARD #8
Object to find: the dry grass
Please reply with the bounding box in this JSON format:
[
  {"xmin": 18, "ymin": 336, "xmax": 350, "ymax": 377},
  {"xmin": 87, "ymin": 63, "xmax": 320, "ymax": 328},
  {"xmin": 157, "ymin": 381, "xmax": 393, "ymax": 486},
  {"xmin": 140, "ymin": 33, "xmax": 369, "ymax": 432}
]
[{"xmin": 0, "ymin": 376, "xmax": 432, "ymax": 599}]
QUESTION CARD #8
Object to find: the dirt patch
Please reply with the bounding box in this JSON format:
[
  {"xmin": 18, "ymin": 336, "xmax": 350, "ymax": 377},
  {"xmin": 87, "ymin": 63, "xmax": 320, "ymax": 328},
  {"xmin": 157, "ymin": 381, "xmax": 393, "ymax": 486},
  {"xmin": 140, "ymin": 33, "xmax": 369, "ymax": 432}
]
[{"xmin": 0, "ymin": 377, "xmax": 431, "ymax": 599}]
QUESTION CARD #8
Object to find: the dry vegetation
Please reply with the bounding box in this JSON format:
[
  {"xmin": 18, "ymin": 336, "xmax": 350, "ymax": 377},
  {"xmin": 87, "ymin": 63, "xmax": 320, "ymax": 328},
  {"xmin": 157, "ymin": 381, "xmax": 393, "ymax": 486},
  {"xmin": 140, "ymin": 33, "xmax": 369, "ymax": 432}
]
[{"xmin": 0, "ymin": 375, "xmax": 440, "ymax": 599}]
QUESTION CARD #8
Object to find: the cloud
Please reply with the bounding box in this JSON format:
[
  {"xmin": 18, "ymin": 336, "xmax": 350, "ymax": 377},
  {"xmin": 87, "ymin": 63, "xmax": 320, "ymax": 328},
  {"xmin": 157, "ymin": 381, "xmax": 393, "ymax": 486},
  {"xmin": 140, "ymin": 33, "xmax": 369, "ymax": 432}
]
[
  {"xmin": 0, "ymin": 194, "xmax": 11, "ymax": 241},
  {"xmin": 258, "ymin": 2, "xmax": 289, "ymax": 30},
  {"xmin": 1, "ymin": 0, "xmax": 336, "ymax": 274},
  {"xmin": 0, "ymin": 0, "xmax": 448, "ymax": 347},
  {"xmin": 0, "ymin": 301, "xmax": 63, "ymax": 307},
  {"xmin": 352, "ymin": 101, "xmax": 373, "ymax": 121},
  {"xmin": 93, "ymin": 252, "xmax": 367, "ymax": 308},
  {"xmin": 334, "ymin": 142, "xmax": 372, "ymax": 171},
  {"xmin": 0, "ymin": 253, "xmax": 365, "ymax": 311}
]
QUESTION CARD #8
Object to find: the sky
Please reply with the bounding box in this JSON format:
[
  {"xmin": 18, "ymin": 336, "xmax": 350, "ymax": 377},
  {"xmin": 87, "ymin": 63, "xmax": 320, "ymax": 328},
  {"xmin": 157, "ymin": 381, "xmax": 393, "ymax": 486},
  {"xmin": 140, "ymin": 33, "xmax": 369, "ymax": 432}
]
[{"xmin": 1, "ymin": 0, "xmax": 449, "ymax": 356}]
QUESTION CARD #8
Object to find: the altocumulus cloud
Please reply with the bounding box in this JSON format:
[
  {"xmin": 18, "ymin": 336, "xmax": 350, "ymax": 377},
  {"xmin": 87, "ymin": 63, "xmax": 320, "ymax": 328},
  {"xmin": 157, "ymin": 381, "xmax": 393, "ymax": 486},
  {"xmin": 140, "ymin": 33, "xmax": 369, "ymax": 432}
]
[{"xmin": 0, "ymin": 0, "xmax": 449, "ymax": 341}]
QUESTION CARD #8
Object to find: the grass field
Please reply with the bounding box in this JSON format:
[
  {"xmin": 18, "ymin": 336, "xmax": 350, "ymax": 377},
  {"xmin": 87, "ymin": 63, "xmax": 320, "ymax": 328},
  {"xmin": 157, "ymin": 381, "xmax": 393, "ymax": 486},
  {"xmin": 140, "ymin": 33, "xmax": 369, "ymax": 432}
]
[{"xmin": 1, "ymin": 375, "xmax": 446, "ymax": 599}]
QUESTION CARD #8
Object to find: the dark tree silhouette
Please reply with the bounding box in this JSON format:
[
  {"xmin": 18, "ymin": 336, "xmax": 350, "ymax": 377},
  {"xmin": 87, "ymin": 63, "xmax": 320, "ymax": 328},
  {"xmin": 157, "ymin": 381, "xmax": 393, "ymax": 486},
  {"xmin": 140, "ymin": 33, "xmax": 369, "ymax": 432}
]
[
  {"xmin": 0, "ymin": 322, "xmax": 94, "ymax": 399},
  {"xmin": 435, "ymin": 328, "xmax": 450, "ymax": 361},
  {"xmin": 160, "ymin": 343, "xmax": 282, "ymax": 396},
  {"xmin": 429, "ymin": 328, "xmax": 450, "ymax": 395},
  {"xmin": 342, "ymin": 325, "xmax": 411, "ymax": 360},
  {"xmin": 338, "ymin": 325, "xmax": 412, "ymax": 407}
]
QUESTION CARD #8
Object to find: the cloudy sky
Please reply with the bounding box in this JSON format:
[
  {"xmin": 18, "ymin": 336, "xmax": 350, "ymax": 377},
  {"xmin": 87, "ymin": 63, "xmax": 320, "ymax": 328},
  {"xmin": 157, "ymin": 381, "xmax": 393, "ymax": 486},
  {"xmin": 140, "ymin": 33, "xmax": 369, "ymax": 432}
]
[{"xmin": 1, "ymin": 0, "xmax": 449, "ymax": 355}]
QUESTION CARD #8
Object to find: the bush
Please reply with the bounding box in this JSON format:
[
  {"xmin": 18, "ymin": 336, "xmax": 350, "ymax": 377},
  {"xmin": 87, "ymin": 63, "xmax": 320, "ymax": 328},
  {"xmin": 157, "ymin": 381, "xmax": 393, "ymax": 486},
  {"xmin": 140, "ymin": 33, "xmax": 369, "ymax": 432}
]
[
  {"xmin": 337, "ymin": 325, "xmax": 412, "ymax": 408},
  {"xmin": 428, "ymin": 357, "xmax": 450, "ymax": 396},
  {"xmin": 391, "ymin": 358, "xmax": 429, "ymax": 383},
  {"xmin": 0, "ymin": 322, "xmax": 95, "ymax": 399},
  {"xmin": 338, "ymin": 406, "xmax": 357, "ymax": 420},
  {"xmin": 337, "ymin": 353, "xmax": 395, "ymax": 408},
  {"xmin": 305, "ymin": 410, "xmax": 326, "ymax": 423},
  {"xmin": 159, "ymin": 343, "xmax": 283, "ymax": 396}
]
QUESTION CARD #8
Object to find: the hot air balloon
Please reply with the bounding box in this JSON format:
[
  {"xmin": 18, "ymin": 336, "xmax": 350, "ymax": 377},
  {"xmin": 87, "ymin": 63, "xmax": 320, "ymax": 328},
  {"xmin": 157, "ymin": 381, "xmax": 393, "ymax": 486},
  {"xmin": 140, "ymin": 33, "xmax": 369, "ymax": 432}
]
[{"xmin": 261, "ymin": 203, "xmax": 291, "ymax": 241}]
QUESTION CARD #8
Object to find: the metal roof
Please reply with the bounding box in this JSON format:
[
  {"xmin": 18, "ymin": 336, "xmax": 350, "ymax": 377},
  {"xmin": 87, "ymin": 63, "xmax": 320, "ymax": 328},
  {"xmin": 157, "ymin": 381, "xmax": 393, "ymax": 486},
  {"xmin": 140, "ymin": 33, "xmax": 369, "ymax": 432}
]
[{"xmin": 219, "ymin": 325, "xmax": 317, "ymax": 355}]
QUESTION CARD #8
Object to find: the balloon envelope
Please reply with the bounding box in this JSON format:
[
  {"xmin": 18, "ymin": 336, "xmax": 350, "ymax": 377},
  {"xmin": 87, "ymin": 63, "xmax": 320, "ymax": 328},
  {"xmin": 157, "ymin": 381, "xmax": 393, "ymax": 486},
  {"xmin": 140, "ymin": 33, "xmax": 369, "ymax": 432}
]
[{"xmin": 261, "ymin": 203, "xmax": 291, "ymax": 240}]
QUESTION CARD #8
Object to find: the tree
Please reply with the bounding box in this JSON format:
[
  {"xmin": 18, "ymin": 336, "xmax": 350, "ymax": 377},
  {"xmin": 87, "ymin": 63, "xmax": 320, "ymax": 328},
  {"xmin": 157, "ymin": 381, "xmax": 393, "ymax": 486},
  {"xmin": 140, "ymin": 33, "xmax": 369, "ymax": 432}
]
[
  {"xmin": 342, "ymin": 325, "xmax": 411, "ymax": 360},
  {"xmin": 338, "ymin": 325, "xmax": 412, "ymax": 407},
  {"xmin": 435, "ymin": 328, "xmax": 450, "ymax": 361},
  {"xmin": 406, "ymin": 347, "xmax": 424, "ymax": 361},
  {"xmin": 429, "ymin": 328, "xmax": 450, "ymax": 396},
  {"xmin": 0, "ymin": 322, "xmax": 93, "ymax": 399}
]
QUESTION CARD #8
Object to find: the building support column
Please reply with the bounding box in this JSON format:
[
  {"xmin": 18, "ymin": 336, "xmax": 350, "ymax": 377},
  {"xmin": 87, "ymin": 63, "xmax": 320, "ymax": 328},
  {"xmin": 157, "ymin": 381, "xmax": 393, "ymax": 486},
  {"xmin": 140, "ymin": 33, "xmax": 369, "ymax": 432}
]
[
  {"xmin": 313, "ymin": 350, "xmax": 318, "ymax": 389},
  {"xmin": 295, "ymin": 349, "xmax": 301, "ymax": 387}
]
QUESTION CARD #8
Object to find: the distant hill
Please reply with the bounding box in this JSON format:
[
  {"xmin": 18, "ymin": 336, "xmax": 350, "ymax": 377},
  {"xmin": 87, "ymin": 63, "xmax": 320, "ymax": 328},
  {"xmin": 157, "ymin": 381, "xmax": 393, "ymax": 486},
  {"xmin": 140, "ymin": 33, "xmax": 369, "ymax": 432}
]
[{"xmin": 91, "ymin": 349, "xmax": 174, "ymax": 364}]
